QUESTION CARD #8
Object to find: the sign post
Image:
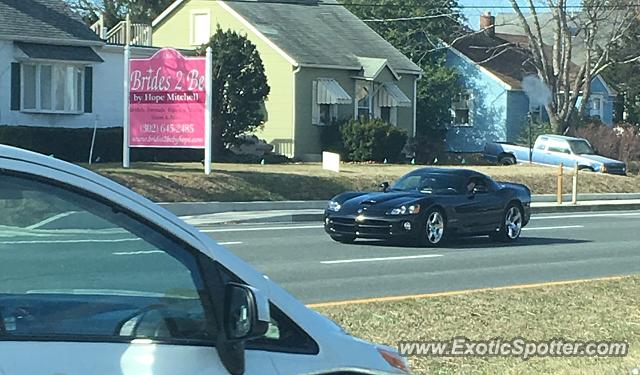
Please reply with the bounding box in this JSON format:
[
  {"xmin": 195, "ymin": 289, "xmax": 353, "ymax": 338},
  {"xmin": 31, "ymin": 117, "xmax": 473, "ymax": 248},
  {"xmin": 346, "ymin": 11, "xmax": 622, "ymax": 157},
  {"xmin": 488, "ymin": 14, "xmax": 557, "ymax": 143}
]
[
  {"xmin": 123, "ymin": 45, "xmax": 130, "ymax": 168},
  {"xmin": 125, "ymin": 48, "xmax": 210, "ymax": 174},
  {"xmin": 204, "ymin": 47, "xmax": 212, "ymax": 175}
]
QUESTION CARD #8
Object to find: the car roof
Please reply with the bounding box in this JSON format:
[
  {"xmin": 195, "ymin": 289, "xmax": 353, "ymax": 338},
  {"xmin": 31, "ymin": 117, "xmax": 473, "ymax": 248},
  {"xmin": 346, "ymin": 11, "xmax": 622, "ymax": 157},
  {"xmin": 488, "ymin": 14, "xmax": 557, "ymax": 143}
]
[{"xmin": 540, "ymin": 134, "xmax": 584, "ymax": 141}]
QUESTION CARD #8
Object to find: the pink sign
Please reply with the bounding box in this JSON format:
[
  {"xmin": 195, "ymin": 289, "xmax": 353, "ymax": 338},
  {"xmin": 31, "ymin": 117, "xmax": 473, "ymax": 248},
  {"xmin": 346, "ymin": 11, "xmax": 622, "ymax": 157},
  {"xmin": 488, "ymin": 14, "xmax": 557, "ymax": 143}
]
[{"xmin": 129, "ymin": 48, "xmax": 206, "ymax": 148}]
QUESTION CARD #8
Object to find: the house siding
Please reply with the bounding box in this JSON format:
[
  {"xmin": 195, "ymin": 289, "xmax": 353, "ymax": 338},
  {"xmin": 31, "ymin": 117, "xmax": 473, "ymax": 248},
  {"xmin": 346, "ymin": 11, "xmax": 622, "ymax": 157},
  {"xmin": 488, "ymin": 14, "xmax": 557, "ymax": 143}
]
[
  {"xmin": 587, "ymin": 76, "xmax": 615, "ymax": 126},
  {"xmin": 506, "ymin": 91, "xmax": 530, "ymax": 142},
  {"xmin": 445, "ymin": 49, "xmax": 508, "ymax": 153},
  {"xmin": 0, "ymin": 41, "xmax": 135, "ymax": 129},
  {"xmin": 152, "ymin": 0, "xmax": 296, "ymax": 157}
]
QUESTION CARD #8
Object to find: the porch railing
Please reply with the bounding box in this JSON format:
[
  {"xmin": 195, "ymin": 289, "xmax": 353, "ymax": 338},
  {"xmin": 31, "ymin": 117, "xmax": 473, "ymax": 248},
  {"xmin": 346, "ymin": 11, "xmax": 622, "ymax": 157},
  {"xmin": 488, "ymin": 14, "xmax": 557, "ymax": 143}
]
[{"xmin": 90, "ymin": 14, "xmax": 153, "ymax": 46}]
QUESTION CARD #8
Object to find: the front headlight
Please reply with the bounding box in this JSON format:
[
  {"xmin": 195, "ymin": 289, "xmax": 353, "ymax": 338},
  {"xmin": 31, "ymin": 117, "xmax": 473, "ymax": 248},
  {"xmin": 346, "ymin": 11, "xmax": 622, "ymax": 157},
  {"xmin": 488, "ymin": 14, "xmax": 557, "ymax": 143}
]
[
  {"xmin": 600, "ymin": 164, "xmax": 608, "ymax": 173},
  {"xmin": 387, "ymin": 204, "xmax": 421, "ymax": 215},
  {"xmin": 327, "ymin": 201, "xmax": 341, "ymax": 212}
]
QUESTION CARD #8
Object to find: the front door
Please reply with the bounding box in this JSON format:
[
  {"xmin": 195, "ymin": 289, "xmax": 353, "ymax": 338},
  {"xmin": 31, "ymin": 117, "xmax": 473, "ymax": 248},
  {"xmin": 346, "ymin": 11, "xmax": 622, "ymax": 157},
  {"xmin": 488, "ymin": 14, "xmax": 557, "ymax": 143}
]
[
  {"xmin": 456, "ymin": 176, "xmax": 503, "ymax": 232},
  {"xmin": 0, "ymin": 171, "xmax": 277, "ymax": 375}
]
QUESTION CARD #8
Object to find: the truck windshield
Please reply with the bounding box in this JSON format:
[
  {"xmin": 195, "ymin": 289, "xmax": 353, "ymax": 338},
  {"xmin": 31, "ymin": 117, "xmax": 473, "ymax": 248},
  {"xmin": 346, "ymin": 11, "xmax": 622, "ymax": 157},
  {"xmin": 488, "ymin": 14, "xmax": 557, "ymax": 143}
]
[{"xmin": 568, "ymin": 140, "xmax": 595, "ymax": 155}]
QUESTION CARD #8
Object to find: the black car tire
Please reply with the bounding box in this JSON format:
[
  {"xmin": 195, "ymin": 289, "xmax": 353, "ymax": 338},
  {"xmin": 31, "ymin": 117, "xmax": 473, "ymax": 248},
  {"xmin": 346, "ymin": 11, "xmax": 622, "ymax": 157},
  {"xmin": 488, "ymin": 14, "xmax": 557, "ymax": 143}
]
[
  {"xmin": 490, "ymin": 203, "xmax": 524, "ymax": 242},
  {"xmin": 419, "ymin": 208, "xmax": 447, "ymax": 247},
  {"xmin": 499, "ymin": 155, "xmax": 516, "ymax": 166},
  {"xmin": 330, "ymin": 235, "xmax": 356, "ymax": 244}
]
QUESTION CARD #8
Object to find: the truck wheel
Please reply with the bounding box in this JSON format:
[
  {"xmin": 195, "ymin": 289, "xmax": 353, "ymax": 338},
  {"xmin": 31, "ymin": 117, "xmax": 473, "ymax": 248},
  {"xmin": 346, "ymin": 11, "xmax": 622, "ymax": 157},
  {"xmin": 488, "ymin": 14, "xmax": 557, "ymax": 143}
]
[{"xmin": 499, "ymin": 155, "xmax": 516, "ymax": 166}]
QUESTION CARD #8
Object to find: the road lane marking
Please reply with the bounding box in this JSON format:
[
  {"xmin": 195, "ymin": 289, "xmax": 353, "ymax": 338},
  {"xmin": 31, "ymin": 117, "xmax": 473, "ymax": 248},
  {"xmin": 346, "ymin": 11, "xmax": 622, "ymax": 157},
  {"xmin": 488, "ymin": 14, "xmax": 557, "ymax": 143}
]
[
  {"xmin": 0, "ymin": 238, "xmax": 140, "ymax": 245},
  {"xmin": 218, "ymin": 241, "xmax": 243, "ymax": 245},
  {"xmin": 306, "ymin": 275, "xmax": 628, "ymax": 308},
  {"xmin": 321, "ymin": 254, "xmax": 443, "ymax": 265},
  {"xmin": 523, "ymin": 225, "xmax": 584, "ymax": 231},
  {"xmin": 113, "ymin": 250, "xmax": 163, "ymax": 256},
  {"xmin": 533, "ymin": 212, "xmax": 640, "ymax": 220},
  {"xmin": 201, "ymin": 225, "xmax": 323, "ymax": 233}
]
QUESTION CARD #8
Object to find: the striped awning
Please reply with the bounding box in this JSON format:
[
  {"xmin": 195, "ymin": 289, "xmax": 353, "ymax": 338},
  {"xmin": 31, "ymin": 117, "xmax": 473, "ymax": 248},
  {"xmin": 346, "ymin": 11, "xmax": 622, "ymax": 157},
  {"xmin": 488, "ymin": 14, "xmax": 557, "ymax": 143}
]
[
  {"xmin": 316, "ymin": 79, "xmax": 352, "ymax": 105},
  {"xmin": 377, "ymin": 83, "xmax": 412, "ymax": 107}
]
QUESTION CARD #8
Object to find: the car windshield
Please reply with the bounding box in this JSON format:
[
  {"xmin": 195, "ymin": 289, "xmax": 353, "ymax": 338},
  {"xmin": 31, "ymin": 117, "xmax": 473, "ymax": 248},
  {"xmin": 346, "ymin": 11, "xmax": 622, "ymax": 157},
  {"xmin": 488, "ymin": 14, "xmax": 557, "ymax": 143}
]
[
  {"xmin": 568, "ymin": 140, "xmax": 595, "ymax": 154},
  {"xmin": 390, "ymin": 173, "xmax": 464, "ymax": 194}
]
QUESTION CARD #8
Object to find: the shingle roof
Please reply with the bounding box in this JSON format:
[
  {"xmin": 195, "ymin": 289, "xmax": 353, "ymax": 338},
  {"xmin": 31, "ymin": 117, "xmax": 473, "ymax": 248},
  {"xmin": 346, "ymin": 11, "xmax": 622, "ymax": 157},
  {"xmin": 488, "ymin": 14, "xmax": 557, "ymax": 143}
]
[
  {"xmin": 224, "ymin": 0, "xmax": 422, "ymax": 74},
  {"xmin": 0, "ymin": 0, "xmax": 101, "ymax": 44},
  {"xmin": 450, "ymin": 31, "xmax": 537, "ymax": 89}
]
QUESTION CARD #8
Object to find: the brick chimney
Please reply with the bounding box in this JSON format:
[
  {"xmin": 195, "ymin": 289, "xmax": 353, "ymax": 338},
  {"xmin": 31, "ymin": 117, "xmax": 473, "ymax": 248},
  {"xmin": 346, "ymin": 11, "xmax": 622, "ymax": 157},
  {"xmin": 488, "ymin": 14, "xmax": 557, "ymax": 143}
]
[{"xmin": 480, "ymin": 11, "xmax": 496, "ymax": 37}]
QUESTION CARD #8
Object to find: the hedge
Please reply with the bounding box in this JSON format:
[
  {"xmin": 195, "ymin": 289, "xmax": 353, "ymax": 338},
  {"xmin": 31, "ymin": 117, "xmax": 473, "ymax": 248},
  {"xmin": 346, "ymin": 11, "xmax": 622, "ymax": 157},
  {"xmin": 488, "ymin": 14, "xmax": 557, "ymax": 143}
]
[{"xmin": 0, "ymin": 125, "xmax": 203, "ymax": 163}]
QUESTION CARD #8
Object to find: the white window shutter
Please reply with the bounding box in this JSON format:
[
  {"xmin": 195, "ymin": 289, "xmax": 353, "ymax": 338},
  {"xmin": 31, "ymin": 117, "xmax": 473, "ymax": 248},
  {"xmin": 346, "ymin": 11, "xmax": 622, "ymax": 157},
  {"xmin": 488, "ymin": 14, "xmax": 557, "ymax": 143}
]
[
  {"xmin": 391, "ymin": 107, "xmax": 397, "ymax": 126},
  {"xmin": 312, "ymin": 80, "xmax": 319, "ymax": 125}
]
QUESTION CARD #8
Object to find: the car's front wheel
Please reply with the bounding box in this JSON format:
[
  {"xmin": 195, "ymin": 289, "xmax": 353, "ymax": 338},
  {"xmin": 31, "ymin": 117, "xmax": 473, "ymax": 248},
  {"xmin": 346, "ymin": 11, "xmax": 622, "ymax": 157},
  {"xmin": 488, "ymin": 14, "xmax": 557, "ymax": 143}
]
[
  {"xmin": 490, "ymin": 203, "xmax": 524, "ymax": 242},
  {"xmin": 330, "ymin": 234, "xmax": 356, "ymax": 244},
  {"xmin": 420, "ymin": 209, "xmax": 447, "ymax": 247}
]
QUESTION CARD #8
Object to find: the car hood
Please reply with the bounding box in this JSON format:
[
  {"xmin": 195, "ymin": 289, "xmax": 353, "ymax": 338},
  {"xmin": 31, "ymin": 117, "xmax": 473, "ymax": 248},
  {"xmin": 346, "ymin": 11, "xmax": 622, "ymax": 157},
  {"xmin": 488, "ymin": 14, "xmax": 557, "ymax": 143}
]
[
  {"xmin": 339, "ymin": 191, "xmax": 426, "ymax": 213},
  {"xmin": 576, "ymin": 154, "xmax": 625, "ymax": 166}
]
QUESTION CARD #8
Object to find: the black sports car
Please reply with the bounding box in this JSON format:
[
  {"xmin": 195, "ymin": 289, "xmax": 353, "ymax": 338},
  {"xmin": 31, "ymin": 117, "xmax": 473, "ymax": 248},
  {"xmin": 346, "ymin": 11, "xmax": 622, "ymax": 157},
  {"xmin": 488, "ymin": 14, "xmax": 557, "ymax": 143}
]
[{"xmin": 324, "ymin": 168, "xmax": 532, "ymax": 246}]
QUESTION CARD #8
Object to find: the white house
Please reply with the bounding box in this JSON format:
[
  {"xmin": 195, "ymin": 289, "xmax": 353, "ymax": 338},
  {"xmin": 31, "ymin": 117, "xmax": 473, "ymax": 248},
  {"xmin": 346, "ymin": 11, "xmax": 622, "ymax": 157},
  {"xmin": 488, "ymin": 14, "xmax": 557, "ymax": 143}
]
[{"xmin": 0, "ymin": 0, "xmax": 154, "ymax": 130}]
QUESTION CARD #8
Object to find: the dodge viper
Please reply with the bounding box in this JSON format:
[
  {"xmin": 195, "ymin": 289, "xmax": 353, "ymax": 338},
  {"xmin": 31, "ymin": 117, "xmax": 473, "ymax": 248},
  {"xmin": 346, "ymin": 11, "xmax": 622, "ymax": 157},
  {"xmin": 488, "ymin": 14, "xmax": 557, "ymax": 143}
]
[{"xmin": 324, "ymin": 168, "xmax": 532, "ymax": 246}]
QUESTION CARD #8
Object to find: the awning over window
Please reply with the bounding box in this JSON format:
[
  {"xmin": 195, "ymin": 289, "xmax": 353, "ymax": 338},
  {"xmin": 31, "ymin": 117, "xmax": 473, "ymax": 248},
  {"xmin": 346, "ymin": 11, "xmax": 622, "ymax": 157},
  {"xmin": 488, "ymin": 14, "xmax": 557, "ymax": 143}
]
[
  {"xmin": 316, "ymin": 78, "xmax": 352, "ymax": 105},
  {"xmin": 377, "ymin": 83, "xmax": 411, "ymax": 107},
  {"xmin": 15, "ymin": 42, "xmax": 103, "ymax": 63}
]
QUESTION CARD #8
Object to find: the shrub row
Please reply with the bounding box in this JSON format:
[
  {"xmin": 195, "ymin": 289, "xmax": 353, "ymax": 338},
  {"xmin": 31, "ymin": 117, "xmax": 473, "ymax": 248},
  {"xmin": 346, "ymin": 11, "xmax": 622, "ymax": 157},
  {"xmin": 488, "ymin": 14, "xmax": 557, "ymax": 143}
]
[
  {"xmin": 0, "ymin": 125, "xmax": 206, "ymax": 163},
  {"xmin": 321, "ymin": 119, "xmax": 408, "ymax": 162}
]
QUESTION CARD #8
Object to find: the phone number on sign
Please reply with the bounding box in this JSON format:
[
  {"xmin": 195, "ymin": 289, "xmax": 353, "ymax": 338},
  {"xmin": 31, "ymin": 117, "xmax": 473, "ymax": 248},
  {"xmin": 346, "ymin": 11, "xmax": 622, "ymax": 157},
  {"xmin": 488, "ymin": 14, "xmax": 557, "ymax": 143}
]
[{"xmin": 141, "ymin": 123, "xmax": 195, "ymax": 134}]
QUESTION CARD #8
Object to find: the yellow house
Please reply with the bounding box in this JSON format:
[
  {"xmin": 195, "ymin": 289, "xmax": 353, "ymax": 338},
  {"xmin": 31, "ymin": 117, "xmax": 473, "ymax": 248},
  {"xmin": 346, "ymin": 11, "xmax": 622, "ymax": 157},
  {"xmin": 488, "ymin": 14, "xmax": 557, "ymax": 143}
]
[{"xmin": 152, "ymin": 0, "xmax": 423, "ymax": 160}]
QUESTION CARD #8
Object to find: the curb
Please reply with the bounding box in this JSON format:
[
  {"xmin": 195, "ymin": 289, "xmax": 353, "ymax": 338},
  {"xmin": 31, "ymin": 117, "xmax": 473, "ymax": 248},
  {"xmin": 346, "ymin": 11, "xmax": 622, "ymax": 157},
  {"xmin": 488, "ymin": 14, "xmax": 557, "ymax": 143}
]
[{"xmin": 160, "ymin": 193, "xmax": 640, "ymax": 217}]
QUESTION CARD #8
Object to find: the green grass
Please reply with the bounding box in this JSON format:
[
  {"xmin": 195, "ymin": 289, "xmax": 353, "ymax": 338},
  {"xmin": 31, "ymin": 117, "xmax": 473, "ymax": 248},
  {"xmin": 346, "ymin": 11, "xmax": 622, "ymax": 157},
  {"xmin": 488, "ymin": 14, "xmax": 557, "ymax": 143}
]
[
  {"xmin": 314, "ymin": 276, "xmax": 640, "ymax": 375},
  {"xmin": 88, "ymin": 162, "xmax": 640, "ymax": 202}
]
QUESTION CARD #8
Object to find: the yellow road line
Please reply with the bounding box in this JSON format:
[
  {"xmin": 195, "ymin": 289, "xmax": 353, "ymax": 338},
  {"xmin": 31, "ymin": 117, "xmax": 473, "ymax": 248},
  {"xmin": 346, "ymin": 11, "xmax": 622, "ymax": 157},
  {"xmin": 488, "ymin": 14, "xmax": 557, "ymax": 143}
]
[{"xmin": 307, "ymin": 276, "xmax": 627, "ymax": 308}]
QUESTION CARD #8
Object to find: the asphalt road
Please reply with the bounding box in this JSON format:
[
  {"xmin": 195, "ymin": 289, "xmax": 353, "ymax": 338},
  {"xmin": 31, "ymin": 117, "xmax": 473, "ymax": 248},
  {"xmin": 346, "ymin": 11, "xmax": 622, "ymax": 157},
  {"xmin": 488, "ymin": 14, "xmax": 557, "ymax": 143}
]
[
  {"xmin": 200, "ymin": 210, "xmax": 640, "ymax": 304},
  {"xmin": 3, "ymin": 210, "xmax": 640, "ymax": 305}
]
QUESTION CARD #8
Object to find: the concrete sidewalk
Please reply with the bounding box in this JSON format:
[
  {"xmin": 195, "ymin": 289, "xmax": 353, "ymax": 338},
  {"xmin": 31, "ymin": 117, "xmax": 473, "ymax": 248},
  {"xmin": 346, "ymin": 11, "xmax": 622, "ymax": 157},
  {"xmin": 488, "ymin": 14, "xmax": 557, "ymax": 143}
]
[{"xmin": 178, "ymin": 199, "xmax": 640, "ymax": 225}]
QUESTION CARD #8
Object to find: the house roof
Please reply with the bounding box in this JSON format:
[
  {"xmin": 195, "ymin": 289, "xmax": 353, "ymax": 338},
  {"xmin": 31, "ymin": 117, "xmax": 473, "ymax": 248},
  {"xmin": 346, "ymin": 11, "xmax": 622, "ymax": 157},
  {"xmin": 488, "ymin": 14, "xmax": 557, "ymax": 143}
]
[
  {"xmin": 0, "ymin": 0, "xmax": 102, "ymax": 44},
  {"xmin": 450, "ymin": 31, "xmax": 538, "ymax": 89},
  {"xmin": 155, "ymin": 0, "xmax": 422, "ymax": 75}
]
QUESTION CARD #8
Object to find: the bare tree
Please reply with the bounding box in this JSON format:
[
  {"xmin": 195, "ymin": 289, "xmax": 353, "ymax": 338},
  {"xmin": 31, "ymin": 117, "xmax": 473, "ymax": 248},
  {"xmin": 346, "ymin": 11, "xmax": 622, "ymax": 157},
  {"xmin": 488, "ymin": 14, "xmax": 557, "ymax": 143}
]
[{"xmin": 508, "ymin": 0, "xmax": 640, "ymax": 133}]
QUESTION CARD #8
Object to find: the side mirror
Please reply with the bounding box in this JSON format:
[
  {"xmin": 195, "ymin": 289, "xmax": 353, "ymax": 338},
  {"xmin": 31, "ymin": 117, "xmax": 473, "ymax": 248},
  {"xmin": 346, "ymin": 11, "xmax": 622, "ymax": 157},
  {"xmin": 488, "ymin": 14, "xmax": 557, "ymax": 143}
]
[
  {"xmin": 380, "ymin": 182, "xmax": 390, "ymax": 192},
  {"xmin": 224, "ymin": 283, "xmax": 270, "ymax": 342}
]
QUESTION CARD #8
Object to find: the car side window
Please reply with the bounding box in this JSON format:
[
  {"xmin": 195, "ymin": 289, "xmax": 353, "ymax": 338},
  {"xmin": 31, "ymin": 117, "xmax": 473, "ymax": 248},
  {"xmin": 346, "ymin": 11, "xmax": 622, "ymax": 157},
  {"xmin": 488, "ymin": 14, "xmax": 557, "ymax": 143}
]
[
  {"xmin": 467, "ymin": 177, "xmax": 489, "ymax": 194},
  {"xmin": 0, "ymin": 173, "xmax": 215, "ymax": 344}
]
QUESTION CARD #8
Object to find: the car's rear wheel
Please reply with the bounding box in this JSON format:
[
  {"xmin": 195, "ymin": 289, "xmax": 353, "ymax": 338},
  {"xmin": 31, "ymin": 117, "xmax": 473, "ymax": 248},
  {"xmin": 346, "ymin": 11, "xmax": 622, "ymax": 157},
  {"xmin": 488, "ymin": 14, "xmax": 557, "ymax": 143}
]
[
  {"xmin": 490, "ymin": 203, "xmax": 523, "ymax": 242},
  {"xmin": 420, "ymin": 209, "xmax": 447, "ymax": 247},
  {"xmin": 499, "ymin": 155, "xmax": 516, "ymax": 166},
  {"xmin": 330, "ymin": 234, "xmax": 356, "ymax": 244}
]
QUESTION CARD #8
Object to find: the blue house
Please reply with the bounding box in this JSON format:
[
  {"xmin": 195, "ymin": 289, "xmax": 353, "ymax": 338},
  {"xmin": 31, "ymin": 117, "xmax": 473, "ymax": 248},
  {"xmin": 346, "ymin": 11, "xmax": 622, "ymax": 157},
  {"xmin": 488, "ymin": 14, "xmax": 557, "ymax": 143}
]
[{"xmin": 444, "ymin": 16, "xmax": 616, "ymax": 153}]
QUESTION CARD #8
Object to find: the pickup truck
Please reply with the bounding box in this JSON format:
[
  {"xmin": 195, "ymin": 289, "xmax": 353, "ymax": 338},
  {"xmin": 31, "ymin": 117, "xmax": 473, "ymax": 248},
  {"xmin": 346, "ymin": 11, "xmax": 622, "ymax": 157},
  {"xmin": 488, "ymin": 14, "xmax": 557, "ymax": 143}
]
[{"xmin": 484, "ymin": 134, "xmax": 627, "ymax": 175}]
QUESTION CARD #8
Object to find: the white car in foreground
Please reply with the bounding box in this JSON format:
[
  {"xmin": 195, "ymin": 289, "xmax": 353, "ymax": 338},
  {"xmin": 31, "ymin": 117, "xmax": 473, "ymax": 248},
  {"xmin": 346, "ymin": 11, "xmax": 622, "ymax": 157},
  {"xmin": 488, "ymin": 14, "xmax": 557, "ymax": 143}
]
[{"xmin": 0, "ymin": 145, "xmax": 409, "ymax": 375}]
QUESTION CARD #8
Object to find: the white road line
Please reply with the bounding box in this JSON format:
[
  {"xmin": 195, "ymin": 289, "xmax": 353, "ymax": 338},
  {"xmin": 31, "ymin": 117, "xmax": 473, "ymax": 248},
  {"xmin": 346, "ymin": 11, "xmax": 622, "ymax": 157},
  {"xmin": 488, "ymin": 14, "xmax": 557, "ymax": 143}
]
[
  {"xmin": 523, "ymin": 225, "xmax": 584, "ymax": 231},
  {"xmin": 218, "ymin": 241, "xmax": 243, "ymax": 246},
  {"xmin": 0, "ymin": 238, "xmax": 140, "ymax": 245},
  {"xmin": 322, "ymin": 254, "xmax": 443, "ymax": 265},
  {"xmin": 113, "ymin": 250, "xmax": 164, "ymax": 256},
  {"xmin": 201, "ymin": 225, "xmax": 323, "ymax": 233},
  {"xmin": 533, "ymin": 212, "xmax": 640, "ymax": 220}
]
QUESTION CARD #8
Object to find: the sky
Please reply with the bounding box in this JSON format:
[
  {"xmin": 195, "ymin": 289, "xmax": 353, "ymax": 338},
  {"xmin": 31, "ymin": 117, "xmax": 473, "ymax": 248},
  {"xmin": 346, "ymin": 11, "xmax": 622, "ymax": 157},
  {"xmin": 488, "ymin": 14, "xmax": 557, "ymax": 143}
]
[{"xmin": 458, "ymin": 0, "xmax": 583, "ymax": 29}]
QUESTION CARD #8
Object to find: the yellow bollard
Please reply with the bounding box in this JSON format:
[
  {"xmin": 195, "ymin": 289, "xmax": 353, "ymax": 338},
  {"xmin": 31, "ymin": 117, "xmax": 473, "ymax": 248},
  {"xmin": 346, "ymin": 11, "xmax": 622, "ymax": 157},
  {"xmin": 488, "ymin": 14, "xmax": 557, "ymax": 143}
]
[
  {"xmin": 557, "ymin": 163, "xmax": 564, "ymax": 204},
  {"xmin": 572, "ymin": 162, "xmax": 579, "ymax": 205}
]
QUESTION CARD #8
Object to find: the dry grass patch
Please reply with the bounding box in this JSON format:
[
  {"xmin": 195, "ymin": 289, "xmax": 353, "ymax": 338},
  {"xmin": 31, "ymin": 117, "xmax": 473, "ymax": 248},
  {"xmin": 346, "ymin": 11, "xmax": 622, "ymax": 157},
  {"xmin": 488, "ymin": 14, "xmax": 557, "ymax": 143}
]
[
  {"xmin": 314, "ymin": 276, "xmax": 640, "ymax": 375},
  {"xmin": 89, "ymin": 162, "xmax": 640, "ymax": 202}
]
